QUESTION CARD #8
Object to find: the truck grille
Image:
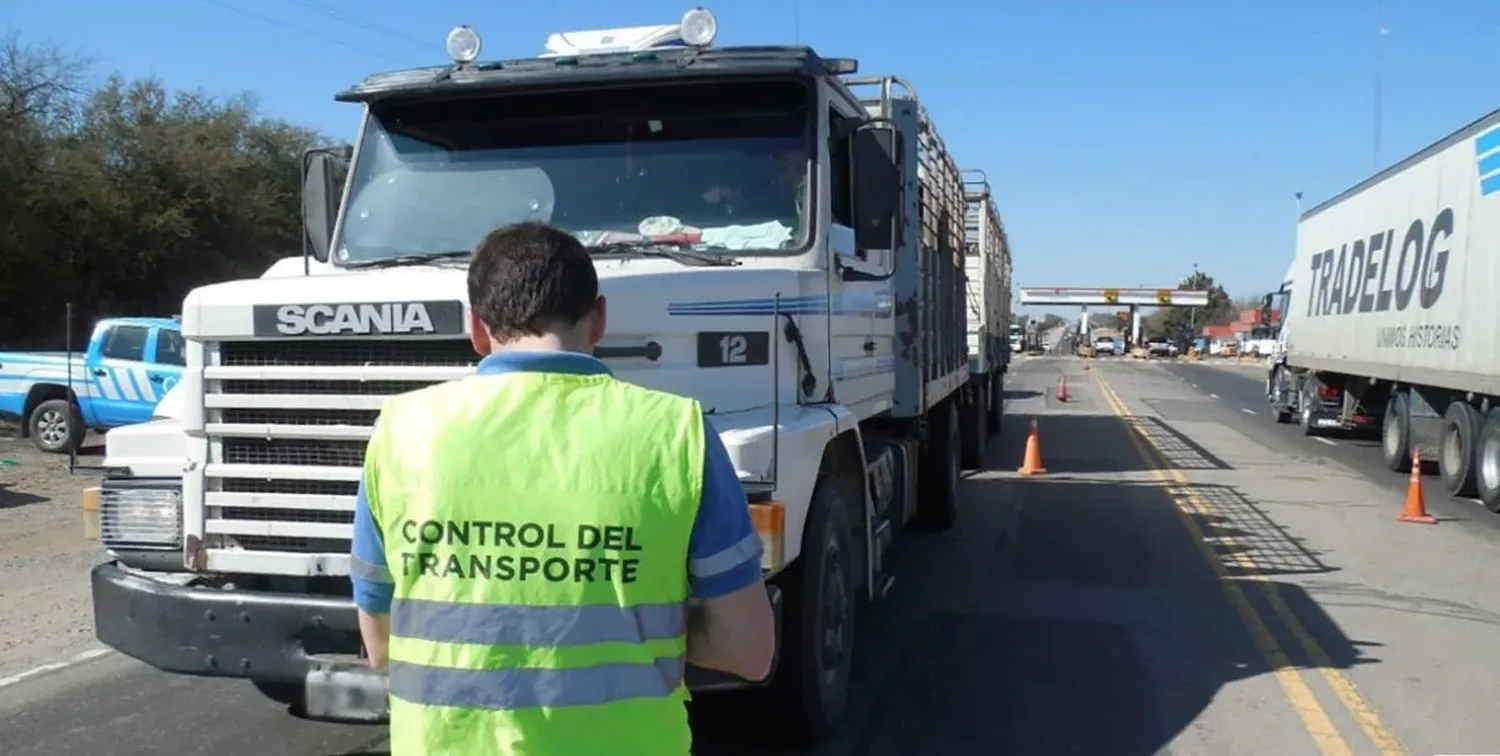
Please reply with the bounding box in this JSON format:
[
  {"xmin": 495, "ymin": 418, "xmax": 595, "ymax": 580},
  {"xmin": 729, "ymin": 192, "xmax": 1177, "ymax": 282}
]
[{"xmin": 202, "ymin": 339, "xmax": 475, "ymax": 560}]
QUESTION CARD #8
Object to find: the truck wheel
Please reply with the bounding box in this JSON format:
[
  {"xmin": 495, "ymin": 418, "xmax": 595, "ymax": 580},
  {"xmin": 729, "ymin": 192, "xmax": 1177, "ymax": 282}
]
[
  {"xmin": 960, "ymin": 383, "xmax": 987, "ymax": 470},
  {"xmin": 252, "ymin": 680, "xmax": 305, "ymax": 709},
  {"xmin": 916, "ymin": 400, "xmax": 959, "ymax": 529},
  {"xmin": 1439, "ymin": 402, "xmax": 1482, "ymax": 498},
  {"xmin": 1381, "ymin": 393, "xmax": 1412, "ymax": 473},
  {"xmin": 1269, "ymin": 367, "xmax": 1293, "ymax": 423},
  {"xmin": 985, "ymin": 373, "xmax": 1002, "ymax": 436},
  {"xmin": 775, "ymin": 465, "xmax": 858, "ymax": 743},
  {"xmin": 1297, "ymin": 382, "xmax": 1321, "ymax": 437},
  {"xmin": 1475, "ymin": 409, "xmax": 1500, "ymax": 513},
  {"xmin": 28, "ymin": 398, "xmax": 83, "ymax": 454}
]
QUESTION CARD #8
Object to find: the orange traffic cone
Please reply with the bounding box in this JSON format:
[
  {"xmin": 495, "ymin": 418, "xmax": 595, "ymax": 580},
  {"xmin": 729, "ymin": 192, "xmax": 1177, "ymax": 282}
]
[
  {"xmin": 1017, "ymin": 416, "xmax": 1047, "ymax": 476},
  {"xmin": 1057, "ymin": 374, "xmax": 1069, "ymax": 402},
  {"xmin": 1397, "ymin": 449, "xmax": 1437, "ymax": 524}
]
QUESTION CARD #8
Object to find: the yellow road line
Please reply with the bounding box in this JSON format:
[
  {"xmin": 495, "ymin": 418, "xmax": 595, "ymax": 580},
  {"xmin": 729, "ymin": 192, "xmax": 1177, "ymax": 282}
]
[
  {"xmin": 1090, "ymin": 368, "xmax": 1408, "ymax": 756},
  {"xmin": 1083, "ymin": 370, "xmax": 1350, "ymax": 756}
]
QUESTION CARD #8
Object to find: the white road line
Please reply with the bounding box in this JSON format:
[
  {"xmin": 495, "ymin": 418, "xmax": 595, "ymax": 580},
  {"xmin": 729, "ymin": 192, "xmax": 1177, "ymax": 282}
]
[
  {"xmin": 1209, "ymin": 393, "xmax": 1220, "ymax": 399},
  {"xmin": 1313, "ymin": 437, "xmax": 1338, "ymax": 447},
  {"xmin": 1241, "ymin": 408, "xmax": 1256, "ymax": 415},
  {"xmin": 0, "ymin": 648, "xmax": 113, "ymax": 690}
]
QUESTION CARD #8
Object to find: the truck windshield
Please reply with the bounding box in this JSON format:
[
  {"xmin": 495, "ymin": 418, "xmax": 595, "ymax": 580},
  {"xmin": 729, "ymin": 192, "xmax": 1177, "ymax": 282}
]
[{"xmin": 334, "ymin": 78, "xmax": 813, "ymax": 264}]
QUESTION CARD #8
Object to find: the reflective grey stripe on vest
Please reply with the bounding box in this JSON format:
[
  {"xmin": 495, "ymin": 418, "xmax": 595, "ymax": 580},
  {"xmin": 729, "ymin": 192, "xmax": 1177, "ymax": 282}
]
[
  {"xmin": 389, "ymin": 656, "xmax": 684, "ymax": 710},
  {"xmin": 391, "ymin": 598, "xmax": 686, "ymax": 646}
]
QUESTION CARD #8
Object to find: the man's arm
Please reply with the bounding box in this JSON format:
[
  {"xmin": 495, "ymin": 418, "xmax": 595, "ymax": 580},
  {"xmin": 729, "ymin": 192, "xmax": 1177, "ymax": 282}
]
[
  {"xmin": 350, "ymin": 480, "xmax": 393, "ymax": 670},
  {"xmin": 685, "ymin": 417, "xmax": 776, "ymax": 682}
]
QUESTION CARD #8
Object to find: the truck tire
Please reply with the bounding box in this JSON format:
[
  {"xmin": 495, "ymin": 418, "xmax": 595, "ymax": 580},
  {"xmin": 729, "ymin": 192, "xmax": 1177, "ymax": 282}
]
[
  {"xmin": 773, "ymin": 463, "xmax": 858, "ymax": 743},
  {"xmin": 916, "ymin": 400, "xmax": 959, "ymax": 529},
  {"xmin": 1475, "ymin": 409, "xmax": 1500, "ymax": 513},
  {"xmin": 1381, "ymin": 392, "xmax": 1412, "ymax": 473},
  {"xmin": 1297, "ymin": 382, "xmax": 1320, "ymax": 437},
  {"xmin": 960, "ymin": 382, "xmax": 987, "ymax": 470},
  {"xmin": 28, "ymin": 398, "xmax": 84, "ymax": 454},
  {"xmin": 1439, "ymin": 401, "xmax": 1482, "ymax": 498},
  {"xmin": 986, "ymin": 373, "xmax": 1002, "ymax": 436},
  {"xmin": 1268, "ymin": 367, "xmax": 1293, "ymax": 423}
]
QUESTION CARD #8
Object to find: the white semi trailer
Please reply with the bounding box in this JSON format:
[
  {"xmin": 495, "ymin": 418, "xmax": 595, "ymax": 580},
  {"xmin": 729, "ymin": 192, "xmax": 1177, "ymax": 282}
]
[
  {"xmin": 84, "ymin": 9, "xmax": 1011, "ymax": 743},
  {"xmin": 1265, "ymin": 107, "xmax": 1500, "ymax": 509}
]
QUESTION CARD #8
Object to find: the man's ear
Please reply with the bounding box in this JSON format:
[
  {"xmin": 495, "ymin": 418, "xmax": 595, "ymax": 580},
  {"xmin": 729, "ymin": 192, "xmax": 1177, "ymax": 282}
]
[
  {"xmin": 468, "ymin": 309, "xmax": 492, "ymax": 356},
  {"xmin": 588, "ymin": 296, "xmax": 607, "ymax": 346}
]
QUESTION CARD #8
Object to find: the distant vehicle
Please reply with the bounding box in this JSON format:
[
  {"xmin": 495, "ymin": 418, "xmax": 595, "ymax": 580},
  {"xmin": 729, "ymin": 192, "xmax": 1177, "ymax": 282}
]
[
  {"xmin": 1146, "ymin": 338, "xmax": 1175, "ymax": 357},
  {"xmin": 1009, "ymin": 322, "xmax": 1026, "ymax": 353},
  {"xmin": 1093, "ymin": 336, "xmax": 1117, "ymax": 356},
  {"xmin": 0, "ymin": 317, "xmax": 183, "ymax": 453}
]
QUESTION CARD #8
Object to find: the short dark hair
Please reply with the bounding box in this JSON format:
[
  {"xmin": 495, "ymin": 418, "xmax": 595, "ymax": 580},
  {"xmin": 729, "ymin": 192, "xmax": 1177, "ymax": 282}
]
[{"xmin": 467, "ymin": 222, "xmax": 598, "ymax": 341}]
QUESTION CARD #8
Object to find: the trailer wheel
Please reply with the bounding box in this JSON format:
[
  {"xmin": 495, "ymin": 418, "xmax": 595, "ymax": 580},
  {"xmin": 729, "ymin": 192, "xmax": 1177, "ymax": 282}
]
[
  {"xmin": 1381, "ymin": 392, "xmax": 1412, "ymax": 473},
  {"xmin": 960, "ymin": 382, "xmax": 987, "ymax": 470},
  {"xmin": 985, "ymin": 372, "xmax": 1002, "ymax": 436},
  {"xmin": 28, "ymin": 398, "xmax": 84, "ymax": 454},
  {"xmin": 916, "ymin": 400, "xmax": 959, "ymax": 529},
  {"xmin": 773, "ymin": 464, "xmax": 857, "ymax": 743},
  {"xmin": 1475, "ymin": 409, "xmax": 1500, "ymax": 513},
  {"xmin": 1439, "ymin": 402, "xmax": 1482, "ymax": 498}
]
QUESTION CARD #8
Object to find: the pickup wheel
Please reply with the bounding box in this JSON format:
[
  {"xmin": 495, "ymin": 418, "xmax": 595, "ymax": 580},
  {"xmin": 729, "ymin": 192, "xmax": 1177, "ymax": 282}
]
[
  {"xmin": 28, "ymin": 398, "xmax": 83, "ymax": 454},
  {"xmin": 772, "ymin": 463, "xmax": 857, "ymax": 744},
  {"xmin": 915, "ymin": 400, "xmax": 959, "ymax": 529}
]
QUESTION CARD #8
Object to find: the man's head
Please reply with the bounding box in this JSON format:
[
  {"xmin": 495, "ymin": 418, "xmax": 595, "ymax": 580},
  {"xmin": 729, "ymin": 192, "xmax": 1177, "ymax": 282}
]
[{"xmin": 467, "ymin": 222, "xmax": 606, "ymax": 355}]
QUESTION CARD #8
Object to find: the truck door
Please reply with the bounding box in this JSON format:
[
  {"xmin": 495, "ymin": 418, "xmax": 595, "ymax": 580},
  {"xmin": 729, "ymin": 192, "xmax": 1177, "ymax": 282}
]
[
  {"xmin": 91, "ymin": 323, "xmax": 158, "ymax": 427},
  {"xmin": 824, "ymin": 106, "xmax": 893, "ymax": 411},
  {"xmin": 144, "ymin": 327, "xmax": 185, "ymax": 404}
]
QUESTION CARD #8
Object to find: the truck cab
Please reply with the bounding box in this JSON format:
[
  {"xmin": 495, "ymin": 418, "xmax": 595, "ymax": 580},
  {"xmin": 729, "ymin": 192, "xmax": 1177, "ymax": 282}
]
[
  {"xmin": 85, "ymin": 9, "xmax": 1004, "ymax": 742},
  {"xmin": 0, "ymin": 316, "xmax": 183, "ymax": 453}
]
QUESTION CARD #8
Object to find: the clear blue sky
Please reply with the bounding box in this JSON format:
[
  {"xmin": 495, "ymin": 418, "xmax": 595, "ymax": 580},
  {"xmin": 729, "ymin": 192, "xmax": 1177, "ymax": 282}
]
[{"xmin": 7, "ymin": 0, "xmax": 1497, "ymax": 312}]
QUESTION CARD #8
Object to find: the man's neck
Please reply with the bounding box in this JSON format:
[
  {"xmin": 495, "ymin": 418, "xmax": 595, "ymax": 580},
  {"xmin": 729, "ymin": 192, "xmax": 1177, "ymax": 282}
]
[{"xmin": 488, "ymin": 334, "xmax": 591, "ymax": 355}]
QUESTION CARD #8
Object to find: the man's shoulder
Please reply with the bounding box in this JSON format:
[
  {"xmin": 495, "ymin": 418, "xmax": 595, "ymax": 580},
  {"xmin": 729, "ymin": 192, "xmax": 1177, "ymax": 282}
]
[{"xmin": 603, "ymin": 378, "xmax": 702, "ymax": 412}]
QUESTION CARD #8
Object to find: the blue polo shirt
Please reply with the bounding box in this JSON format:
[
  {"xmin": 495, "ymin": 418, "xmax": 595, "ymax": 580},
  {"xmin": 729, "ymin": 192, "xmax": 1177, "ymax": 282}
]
[{"xmin": 349, "ymin": 351, "xmax": 764, "ymax": 614}]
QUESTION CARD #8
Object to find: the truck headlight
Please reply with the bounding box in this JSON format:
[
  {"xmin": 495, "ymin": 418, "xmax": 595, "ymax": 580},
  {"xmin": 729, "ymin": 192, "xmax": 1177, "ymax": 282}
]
[{"xmin": 100, "ymin": 478, "xmax": 183, "ymax": 550}]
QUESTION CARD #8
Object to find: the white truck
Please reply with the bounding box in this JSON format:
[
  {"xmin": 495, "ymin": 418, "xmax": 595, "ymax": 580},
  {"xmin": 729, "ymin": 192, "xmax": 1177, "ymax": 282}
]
[
  {"xmin": 84, "ymin": 9, "xmax": 1011, "ymax": 742},
  {"xmin": 1264, "ymin": 106, "xmax": 1500, "ymax": 510},
  {"xmin": 961, "ymin": 170, "xmax": 1012, "ymax": 466}
]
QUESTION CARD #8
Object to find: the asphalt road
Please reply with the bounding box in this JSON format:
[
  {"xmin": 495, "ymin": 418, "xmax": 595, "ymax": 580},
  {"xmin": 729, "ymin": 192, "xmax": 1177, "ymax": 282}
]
[{"xmin": 4, "ymin": 356, "xmax": 1500, "ymax": 754}]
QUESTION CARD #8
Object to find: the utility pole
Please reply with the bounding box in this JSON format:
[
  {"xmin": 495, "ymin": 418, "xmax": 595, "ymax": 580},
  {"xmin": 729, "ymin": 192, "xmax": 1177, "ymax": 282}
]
[{"xmin": 1374, "ymin": 0, "xmax": 1388, "ymax": 169}]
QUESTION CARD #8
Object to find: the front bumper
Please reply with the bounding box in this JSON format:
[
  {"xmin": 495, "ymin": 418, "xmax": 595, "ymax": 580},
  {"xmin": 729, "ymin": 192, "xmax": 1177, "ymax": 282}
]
[
  {"xmin": 91, "ymin": 562, "xmax": 362, "ymax": 683},
  {"xmin": 92, "ymin": 562, "xmax": 783, "ymax": 697}
]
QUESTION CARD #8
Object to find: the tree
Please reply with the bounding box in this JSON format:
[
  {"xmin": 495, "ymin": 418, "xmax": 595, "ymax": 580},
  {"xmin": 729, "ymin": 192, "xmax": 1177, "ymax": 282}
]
[
  {"xmin": 1140, "ymin": 270, "xmax": 1233, "ymax": 341},
  {"xmin": 1039, "ymin": 312, "xmax": 1066, "ymax": 330},
  {"xmin": 0, "ymin": 35, "xmax": 325, "ymax": 348}
]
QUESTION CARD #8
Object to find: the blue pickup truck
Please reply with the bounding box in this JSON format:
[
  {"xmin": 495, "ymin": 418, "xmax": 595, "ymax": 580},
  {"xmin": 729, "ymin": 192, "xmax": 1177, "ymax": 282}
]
[{"xmin": 0, "ymin": 317, "xmax": 184, "ymax": 453}]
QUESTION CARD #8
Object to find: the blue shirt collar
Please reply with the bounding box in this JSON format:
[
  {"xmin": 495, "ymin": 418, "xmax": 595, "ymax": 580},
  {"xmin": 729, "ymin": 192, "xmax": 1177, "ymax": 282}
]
[{"xmin": 475, "ymin": 350, "xmax": 613, "ymax": 377}]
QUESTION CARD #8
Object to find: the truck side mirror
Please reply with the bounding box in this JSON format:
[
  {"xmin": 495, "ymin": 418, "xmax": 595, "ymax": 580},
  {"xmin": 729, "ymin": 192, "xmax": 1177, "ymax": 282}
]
[
  {"xmin": 852, "ymin": 128, "xmax": 903, "ymax": 251},
  {"xmin": 1259, "ymin": 293, "xmax": 1273, "ymax": 326},
  {"xmin": 302, "ymin": 146, "xmax": 351, "ymax": 263}
]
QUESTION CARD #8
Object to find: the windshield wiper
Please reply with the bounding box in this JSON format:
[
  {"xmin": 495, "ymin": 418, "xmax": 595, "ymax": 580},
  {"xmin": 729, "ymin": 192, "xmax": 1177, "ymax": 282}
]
[
  {"xmin": 343, "ymin": 250, "xmax": 471, "ymax": 269},
  {"xmin": 589, "ymin": 241, "xmax": 739, "ymax": 267}
]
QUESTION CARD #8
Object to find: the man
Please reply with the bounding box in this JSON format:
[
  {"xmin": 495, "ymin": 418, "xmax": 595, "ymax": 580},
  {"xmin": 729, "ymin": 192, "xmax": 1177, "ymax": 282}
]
[{"xmin": 348, "ymin": 222, "xmax": 776, "ymax": 754}]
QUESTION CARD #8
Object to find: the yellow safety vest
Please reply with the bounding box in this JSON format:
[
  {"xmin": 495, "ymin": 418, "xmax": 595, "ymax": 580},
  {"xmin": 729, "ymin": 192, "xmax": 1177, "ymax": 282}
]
[{"xmin": 364, "ymin": 371, "xmax": 705, "ymax": 755}]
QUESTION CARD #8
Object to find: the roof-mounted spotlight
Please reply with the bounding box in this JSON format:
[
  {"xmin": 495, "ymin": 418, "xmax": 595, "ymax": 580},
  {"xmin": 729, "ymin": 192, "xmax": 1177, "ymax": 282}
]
[
  {"xmin": 445, "ymin": 25, "xmax": 483, "ymax": 65},
  {"xmin": 679, "ymin": 7, "xmax": 718, "ymax": 48}
]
